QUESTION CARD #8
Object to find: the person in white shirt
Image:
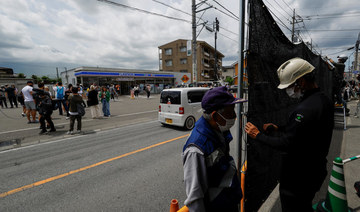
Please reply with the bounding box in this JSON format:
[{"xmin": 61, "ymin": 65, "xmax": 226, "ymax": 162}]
[{"xmin": 22, "ymin": 81, "xmax": 37, "ymax": 123}]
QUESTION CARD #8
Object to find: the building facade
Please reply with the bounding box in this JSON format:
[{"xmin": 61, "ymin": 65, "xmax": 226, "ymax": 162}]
[
  {"xmin": 158, "ymin": 39, "xmax": 224, "ymax": 83},
  {"xmin": 60, "ymin": 67, "xmax": 191, "ymax": 95}
]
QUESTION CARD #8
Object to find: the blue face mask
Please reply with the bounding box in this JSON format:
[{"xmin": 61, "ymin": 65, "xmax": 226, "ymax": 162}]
[{"xmin": 216, "ymin": 112, "xmax": 236, "ymax": 132}]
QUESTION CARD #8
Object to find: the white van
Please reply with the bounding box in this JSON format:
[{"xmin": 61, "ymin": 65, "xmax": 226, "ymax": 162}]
[{"xmin": 158, "ymin": 87, "xmax": 210, "ymax": 130}]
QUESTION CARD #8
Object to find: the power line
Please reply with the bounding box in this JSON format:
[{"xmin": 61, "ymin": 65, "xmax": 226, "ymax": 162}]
[
  {"xmin": 204, "ymin": 2, "xmax": 239, "ymax": 21},
  {"xmin": 152, "ymin": 0, "xmax": 239, "ymax": 37},
  {"xmin": 211, "ymin": 0, "xmax": 239, "ymax": 20},
  {"xmin": 306, "ymin": 29, "xmax": 360, "ymax": 32},
  {"xmin": 273, "ymin": 0, "xmax": 292, "ymax": 17},
  {"xmin": 98, "ymin": 0, "xmax": 191, "ymax": 23},
  {"xmin": 280, "ymin": 0, "xmax": 293, "ymax": 13},
  {"xmin": 218, "ymin": 32, "xmax": 238, "ymax": 43},
  {"xmin": 265, "ymin": 5, "xmax": 292, "ymax": 33},
  {"xmin": 264, "ymin": 0, "xmax": 290, "ymax": 22},
  {"xmin": 152, "ymin": 0, "xmax": 191, "ymax": 16}
]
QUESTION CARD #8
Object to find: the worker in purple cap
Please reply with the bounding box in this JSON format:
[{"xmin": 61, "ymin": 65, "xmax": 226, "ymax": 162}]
[{"xmin": 182, "ymin": 86, "xmax": 247, "ymax": 212}]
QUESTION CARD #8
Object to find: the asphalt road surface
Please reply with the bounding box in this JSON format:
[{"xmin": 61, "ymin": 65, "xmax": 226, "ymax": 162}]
[{"xmin": 0, "ymin": 121, "xmax": 190, "ymax": 212}]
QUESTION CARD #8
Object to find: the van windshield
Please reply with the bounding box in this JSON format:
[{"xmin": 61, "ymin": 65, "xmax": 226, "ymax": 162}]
[{"xmin": 160, "ymin": 91, "xmax": 181, "ymax": 104}]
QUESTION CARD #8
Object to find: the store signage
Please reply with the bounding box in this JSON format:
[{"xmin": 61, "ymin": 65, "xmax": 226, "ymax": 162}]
[{"xmin": 116, "ymin": 78, "xmax": 134, "ymax": 81}]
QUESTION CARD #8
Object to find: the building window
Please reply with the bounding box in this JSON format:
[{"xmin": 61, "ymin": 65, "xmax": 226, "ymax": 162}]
[
  {"xmin": 180, "ymin": 70, "xmax": 188, "ymax": 73},
  {"xmin": 165, "ymin": 48, "xmax": 172, "ymax": 55},
  {"xmin": 165, "ymin": 60, "xmax": 173, "ymax": 66},
  {"xmin": 180, "ymin": 46, "xmax": 186, "ymax": 52},
  {"xmin": 180, "ymin": 58, "xmax": 187, "ymax": 64}
]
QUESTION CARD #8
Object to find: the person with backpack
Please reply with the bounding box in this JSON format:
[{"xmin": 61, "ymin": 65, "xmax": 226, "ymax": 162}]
[
  {"xmin": 53, "ymin": 82, "xmax": 67, "ymax": 116},
  {"xmin": 67, "ymin": 87, "xmax": 86, "ymax": 135}
]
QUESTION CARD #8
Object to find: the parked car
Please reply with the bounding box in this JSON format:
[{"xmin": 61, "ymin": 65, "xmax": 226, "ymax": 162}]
[{"xmin": 158, "ymin": 87, "xmax": 210, "ymax": 130}]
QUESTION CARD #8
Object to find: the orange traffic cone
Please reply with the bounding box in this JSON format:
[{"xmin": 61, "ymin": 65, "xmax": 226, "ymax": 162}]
[{"xmin": 170, "ymin": 199, "xmax": 179, "ymax": 212}]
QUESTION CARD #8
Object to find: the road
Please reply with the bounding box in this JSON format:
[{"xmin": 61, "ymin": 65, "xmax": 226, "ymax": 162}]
[{"xmin": 0, "ymin": 121, "xmax": 189, "ymax": 211}]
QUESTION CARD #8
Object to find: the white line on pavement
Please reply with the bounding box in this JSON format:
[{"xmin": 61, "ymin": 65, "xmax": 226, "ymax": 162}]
[
  {"xmin": 0, "ymin": 120, "xmax": 159, "ymax": 154},
  {"xmin": 0, "ymin": 110, "xmax": 157, "ymax": 135}
]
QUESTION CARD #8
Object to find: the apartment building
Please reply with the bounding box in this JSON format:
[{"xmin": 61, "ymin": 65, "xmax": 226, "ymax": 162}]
[{"xmin": 158, "ymin": 39, "xmax": 224, "ymax": 83}]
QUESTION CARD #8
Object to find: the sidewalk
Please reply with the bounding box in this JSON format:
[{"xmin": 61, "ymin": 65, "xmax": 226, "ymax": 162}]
[
  {"xmin": 260, "ymin": 99, "xmax": 360, "ymax": 211},
  {"xmin": 0, "ymin": 94, "xmax": 160, "ymax": 151}
]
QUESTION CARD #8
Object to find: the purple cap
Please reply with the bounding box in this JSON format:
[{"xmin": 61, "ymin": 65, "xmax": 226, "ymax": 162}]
[{"xmin": 201, "ymin": 86, "xmax": 247, "ymax": 113}]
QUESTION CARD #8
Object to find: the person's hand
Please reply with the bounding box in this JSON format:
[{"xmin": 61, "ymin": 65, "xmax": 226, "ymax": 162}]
[
  {"xmin": 245, "ymin": 122, "xmax": 260, "ymax": 139},
  {"xmin": 263, "ymin": 123, "xmax": 278, "ymax": 132}
]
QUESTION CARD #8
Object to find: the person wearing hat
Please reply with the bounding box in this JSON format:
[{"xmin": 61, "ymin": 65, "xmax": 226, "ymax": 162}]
[
  {"xmin": 182, "ymin": 86, "xmax": 246, "ymax": 212},
  {"xmin": 21, "ymin": 81, "xmax": 37, "ymax": 123},
  {"xmin": 245, "ymin": 58, "xmax": 334, "ymax": 212}
]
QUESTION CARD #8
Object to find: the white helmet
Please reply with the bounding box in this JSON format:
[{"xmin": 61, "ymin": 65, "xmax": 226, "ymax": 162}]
[{"xmin": 277, "ymin": 57, "xmax": 315, "ymax": 89}]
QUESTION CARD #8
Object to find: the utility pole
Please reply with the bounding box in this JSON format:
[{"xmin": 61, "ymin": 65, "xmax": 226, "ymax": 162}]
[
  {"xmin": 291, "ymin": 9, "xmax": 295, "ymax": 43},
  {"xmin": 214, "ymin": 17, "xmax": 219, "ymax": 81},
  {"xmin": 56, "ymin": 67, "xmax": 59, "ymax": 79},
  {"xmin": 65, "ymin": 67, "xmax": 68, "ymax": 85},
  {"xmin": 290, "ymin": 9, "xmax": 303, "ymax": 43},
  {"xmin": 354, "ymin": 32, "xmax": 360, "ymax": 72},
  {"xmin": 192, "ymin": 0, "xmax": 197, "ymax": 85}
]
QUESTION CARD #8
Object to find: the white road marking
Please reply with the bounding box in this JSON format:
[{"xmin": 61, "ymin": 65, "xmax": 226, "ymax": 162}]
[{"xmin": 0, "ymin": 110, "xmax": 157, "ymax": 135}]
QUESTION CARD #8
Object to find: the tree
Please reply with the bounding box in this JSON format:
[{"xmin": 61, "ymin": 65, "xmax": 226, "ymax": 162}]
[
  {"xmin": 17, "ymin": 73, "xmax": 26, "ymax": 78},
  {"xmin": 225, "ymin": 76, "xmax": 234, "ymax": 85},
  {"xmin": 41, "ymin": 76, "xmax": 51, "ymax": 84}
]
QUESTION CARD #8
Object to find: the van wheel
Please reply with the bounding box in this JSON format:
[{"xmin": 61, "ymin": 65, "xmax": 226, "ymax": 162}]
[{"xmin": 184, "ymin": 116, "xmax": 196, "ymax": 130}]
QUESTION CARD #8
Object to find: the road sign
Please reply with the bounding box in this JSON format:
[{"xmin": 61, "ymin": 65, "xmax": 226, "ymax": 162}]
[{"xmin": 181, "ymin": 75, "xmax": 189, "ymax": 83}]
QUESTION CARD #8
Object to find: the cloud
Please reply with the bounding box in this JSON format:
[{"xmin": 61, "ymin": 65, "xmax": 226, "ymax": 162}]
[{"xmin": 0, "ymin": 0, "xmax": 359, "ymax": 77}]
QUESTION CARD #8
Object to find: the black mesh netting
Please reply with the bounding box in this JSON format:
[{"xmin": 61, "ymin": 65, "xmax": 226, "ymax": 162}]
[{"xmin": 244, "ymin": 0, "xmax": 342, "ymax": 211}]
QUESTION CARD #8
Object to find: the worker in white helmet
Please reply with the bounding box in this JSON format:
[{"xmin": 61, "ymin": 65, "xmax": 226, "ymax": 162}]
[{"xmin": 245, "ymin": 58, "xmax": 334, "ymax": 212}]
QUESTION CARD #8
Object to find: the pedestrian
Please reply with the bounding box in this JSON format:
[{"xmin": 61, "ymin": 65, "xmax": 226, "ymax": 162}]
[
  {"xmin": 64, "ymin": 84, "xmax": 73, "ymax": 120},
  {"xmin": 134, "ymin": 85, "xmax": 139, "ymax": 97},
  {"xmin": 5, "ymin": 84, "xmax": 18, "ymax": 108},
  {"xmin": 109, "ymin": 84, "xmax": 116, "ymax": 101},
  {"xmin": 244, "ymin": 58, "xmax": 334, "ymax": 212},
  {"xmin": 99, "ymin": 86, "xmax": 111, "ymax": 117},
  {"xmin": 67, "ymin": 87, "xmax": 86, "ymax": 135},
  {"xmin": 182, "ymin": 86, "xmax": 246, "ymax": 212},
  {"xmin": 0, "ymin": 85, "xmax": 7, "ymax": 108},
  {"xmin": 22, "ymin": 81, "xmax": 37, "ymax": 123},
  {"xmin": 37, "ymin": 89, "xmax": 56, "ymax": 134},
  {"xmin": 145, "ymin": 84, "xmax": 151, "ymax": 98},
  {"xmin": 87, "ymin": 85, "xmax": 102, "ymax": 118},
  {"xmin": 17, "ymin": 90, "xmax": 26, "ymax": 116},
  {"xmin": 53, "ymin": 82, "xmax": 67, "ymax": 116},
  {"xmin": 354, "ymin": 82, "xmax": 360, "ymax": 118}
]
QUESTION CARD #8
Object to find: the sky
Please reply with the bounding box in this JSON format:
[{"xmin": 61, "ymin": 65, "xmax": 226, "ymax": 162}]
[{"xmin": 0, "ymin": 0, "xmax": 359, "ymax": 77}]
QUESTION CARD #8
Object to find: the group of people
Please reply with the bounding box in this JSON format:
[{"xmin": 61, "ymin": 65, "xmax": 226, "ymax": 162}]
[
  {"xmin": 182, "ymin": 58, "xmax": 334, "ymax": 212},
  {"xmin": 0, "ymin": 84, "xmax": 19, "ymax": 109},
  {"xmin": 11, "ymin": 81, "xmax": 113, "ymax": 135}
]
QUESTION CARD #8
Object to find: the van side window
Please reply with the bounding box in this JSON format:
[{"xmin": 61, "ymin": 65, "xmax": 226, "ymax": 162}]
[
  {"xmin": 188, "ymin": 91, "xmax": 206, "ymax": 103},
  {"xmin": 160, "ymin": 91, "xmax": 181, "ymax": 104}
]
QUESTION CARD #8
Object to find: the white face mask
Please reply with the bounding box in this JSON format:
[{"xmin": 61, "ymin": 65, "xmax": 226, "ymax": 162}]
[
  {"xmin": 216, "ymin": 112, "xmax": 236, "ymax": 132},
  {"xmin": 286, "ymin": 86, "xmax": 302, "ymax": 99}
]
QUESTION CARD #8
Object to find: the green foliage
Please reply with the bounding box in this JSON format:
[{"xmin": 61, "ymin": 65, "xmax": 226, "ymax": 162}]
[
  {"xmin": 31, "ymin": 74, "xmax": 59, "ymax": 84},
  {"xmin": 17, "ymin": 73, "xmax": 26, "ymax": 78},
  {"xmin": 224, "ymin": 76, "xmax": 234, "ymax": 85}
]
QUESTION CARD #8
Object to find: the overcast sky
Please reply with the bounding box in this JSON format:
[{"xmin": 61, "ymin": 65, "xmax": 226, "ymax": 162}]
[{"xmin": 0, "ymin": 0, "xmax": 359, "ymax": 77}]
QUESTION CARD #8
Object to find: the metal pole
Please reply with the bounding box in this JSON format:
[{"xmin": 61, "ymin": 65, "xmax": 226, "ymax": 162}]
[
  {"xmin": 291, "ymin": 9, "xmax": 295, "ymax": 43},
  {"xmin": 214, "ymin": 22, "xmax": 218, "ymax": 81},
  {"xmin": 237, "ymin": 0, "xmax": 246, "ymax": 211},
  {"xmin": 56, "ymin": 67, "xmax": 59, "ymax": 79},
  {"xmin": 192, "ymin": 0, "xmax": 197, "ymax": 85},
  {"xmin": 354, "ymin": 32, "xmax": 360, "ymax": 72}
]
